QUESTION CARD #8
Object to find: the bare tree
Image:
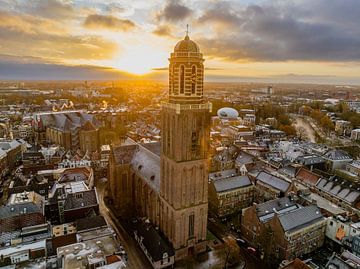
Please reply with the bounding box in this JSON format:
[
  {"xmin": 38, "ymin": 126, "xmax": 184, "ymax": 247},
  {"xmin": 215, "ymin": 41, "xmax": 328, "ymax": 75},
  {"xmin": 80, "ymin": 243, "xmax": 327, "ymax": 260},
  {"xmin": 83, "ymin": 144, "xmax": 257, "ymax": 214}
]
[{"xmin": 220, "ymin": 236, "xmax": 241, "ymax": 269}]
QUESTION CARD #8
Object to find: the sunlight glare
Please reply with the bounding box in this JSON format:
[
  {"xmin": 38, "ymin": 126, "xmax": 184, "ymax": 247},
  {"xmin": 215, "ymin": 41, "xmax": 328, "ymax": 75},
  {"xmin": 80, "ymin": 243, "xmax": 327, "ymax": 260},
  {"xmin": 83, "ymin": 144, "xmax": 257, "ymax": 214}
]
[{"xmin": 113, "ymin": 44, "xmax": 166, "ymax": 75}]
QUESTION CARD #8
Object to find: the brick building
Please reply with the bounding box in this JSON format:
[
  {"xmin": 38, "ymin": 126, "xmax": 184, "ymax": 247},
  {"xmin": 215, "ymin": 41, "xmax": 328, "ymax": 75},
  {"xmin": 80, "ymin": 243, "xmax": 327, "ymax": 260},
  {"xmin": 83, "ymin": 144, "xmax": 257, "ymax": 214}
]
[
  {"xmin": 0, "ymin": 191, "xmax": 45, "ymax": 233},
  {"xmin": 109, "ymin": 33, "xmax": 211, "ymax": 260},
  {"xmin": 242, "ymin": 197, "xmax": 326, "ymax": 262},
  {"xmin": 45, "ymin": 181, "xmax": 99, "ymax": 224},
  {"xmin": 33, "ymin": 111, "xmax": 100, "ymax": 152},
  {"xmin": 208, "ymin": 169, "xmax": 254, "ymax": 217},
  {"xmin": 255, "ymin": 170, "xmax": 296, "ymax": 202}
]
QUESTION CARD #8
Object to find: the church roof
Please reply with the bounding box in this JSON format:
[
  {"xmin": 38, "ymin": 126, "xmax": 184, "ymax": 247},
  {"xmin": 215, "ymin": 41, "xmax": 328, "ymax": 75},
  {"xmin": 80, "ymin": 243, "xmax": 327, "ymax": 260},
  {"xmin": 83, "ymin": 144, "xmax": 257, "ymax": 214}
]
[
  {"xmin": 131, "ymin": 144, "xmax": 160, "ymax": 193},
  {"xmin": 174, "ymin": 35, "xmax": 200, "ymax": 53},
  {"xmin": 111, "ymin": 141, "xmax": 160, "ymax": 193},
  {"xmin": 141, "ymin": 142, "xmax": 161, "ymax": 157},
  {"xmin": 112, "ymin": 144, "xmax": 138, "ymax": 165}
]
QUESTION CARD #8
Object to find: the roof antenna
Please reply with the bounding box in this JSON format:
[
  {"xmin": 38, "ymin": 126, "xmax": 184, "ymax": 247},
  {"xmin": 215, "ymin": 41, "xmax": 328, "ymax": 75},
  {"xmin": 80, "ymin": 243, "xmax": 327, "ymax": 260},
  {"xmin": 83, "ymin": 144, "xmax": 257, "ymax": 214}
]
[{"xmin": 185, "ymin": 24, "xmax": 189, "ymax": 39}]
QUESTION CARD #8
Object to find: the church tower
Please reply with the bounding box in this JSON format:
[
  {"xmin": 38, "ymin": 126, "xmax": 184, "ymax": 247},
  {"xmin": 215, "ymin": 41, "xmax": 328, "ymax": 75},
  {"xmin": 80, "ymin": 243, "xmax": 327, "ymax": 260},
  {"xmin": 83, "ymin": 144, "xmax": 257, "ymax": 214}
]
[{"xmin": 160, "ymin": 32, "xmax": 211, "ymax": 259}]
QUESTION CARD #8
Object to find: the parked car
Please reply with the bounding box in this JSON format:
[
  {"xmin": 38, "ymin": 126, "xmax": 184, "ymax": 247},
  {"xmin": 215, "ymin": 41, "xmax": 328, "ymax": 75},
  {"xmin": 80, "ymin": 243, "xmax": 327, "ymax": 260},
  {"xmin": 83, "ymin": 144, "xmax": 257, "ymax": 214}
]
[
  {"xmin": 246, "ymin": 247, "xmax": 256, "ymax": 254},
  {"xmin": 236, "ymin": 238, "xmax": 247, "ymax": 247}
]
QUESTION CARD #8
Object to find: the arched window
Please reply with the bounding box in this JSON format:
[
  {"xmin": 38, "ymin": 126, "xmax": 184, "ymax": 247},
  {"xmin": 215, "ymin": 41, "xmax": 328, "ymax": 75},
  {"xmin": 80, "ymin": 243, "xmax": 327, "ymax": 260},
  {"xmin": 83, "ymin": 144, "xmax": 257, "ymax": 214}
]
[
  {"xmin": 169, "ymin": 65, "xmax": 173, "ymax": 94},
  {"xmin": 179, "ymin": 65, "xmax": 185, "ymax": 94},
  {"xmin": 172, "ymin": 65, "xmax": 175, "ymax": 94},
  {"xmin": 191, "ymin": 65, "xmax": 196, "ymax": 94}
]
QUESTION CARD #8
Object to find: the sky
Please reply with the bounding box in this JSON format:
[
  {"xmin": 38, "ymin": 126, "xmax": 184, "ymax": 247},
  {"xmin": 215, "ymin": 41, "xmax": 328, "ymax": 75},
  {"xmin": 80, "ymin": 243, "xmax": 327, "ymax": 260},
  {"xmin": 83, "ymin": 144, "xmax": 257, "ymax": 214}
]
[{"xmin": 0, "ymin": 0, "xmax": 360, "ymax": 84}]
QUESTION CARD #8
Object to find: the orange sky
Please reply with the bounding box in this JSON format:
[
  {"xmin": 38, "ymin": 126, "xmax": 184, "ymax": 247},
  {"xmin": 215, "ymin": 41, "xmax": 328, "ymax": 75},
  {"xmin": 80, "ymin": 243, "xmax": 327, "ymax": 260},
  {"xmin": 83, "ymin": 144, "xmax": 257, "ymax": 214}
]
[{"xmin": 0, "ymin": 0, "xmax": 359, "ymax": 84}]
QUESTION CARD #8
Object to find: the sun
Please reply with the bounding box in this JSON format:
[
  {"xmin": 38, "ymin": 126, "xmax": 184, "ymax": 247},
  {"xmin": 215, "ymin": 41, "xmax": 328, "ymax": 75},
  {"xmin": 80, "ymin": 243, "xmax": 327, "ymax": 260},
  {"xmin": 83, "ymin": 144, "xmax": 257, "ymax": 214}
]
[{"xmin": 112, "ymin": 44, "xmax": 167, "ymax": 75}]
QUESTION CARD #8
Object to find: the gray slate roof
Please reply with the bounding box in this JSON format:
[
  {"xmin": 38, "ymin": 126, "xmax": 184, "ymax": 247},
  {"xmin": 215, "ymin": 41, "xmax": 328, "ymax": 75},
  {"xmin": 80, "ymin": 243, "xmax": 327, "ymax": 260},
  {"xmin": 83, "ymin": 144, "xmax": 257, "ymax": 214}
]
[
  {"xmin": 213, "ymin": 175, "xmax": 252, "ymax": 193},
  {"xmin": 141, "ymin": 142, "xmax": 161, "ymax": 157},
  {"xmin": 256, "ymin": 171, "xmax": 291, "ymax": 192},
  {"xmin": 131, "ymin": 144, "xmax": 160, "ymax": 193},
  {"xmin": 256, "ymin": 197, "xmax": 299, "ymax": 223},
  {"xmin": 37, "ymin": 111, "xmax": 100, "ymax": 132},
  {"xmin": 0, "ymin": 203, "xmax": 42, "ymax": 219},
  {"xmin": 112, "ymin": 144, "xmax": 138, "ymax": 165},
  {"xmin": 279, "ymin": 205, "xmax": 324, "ymax": 233},
  {"xmin": 316, "ymin": 177, "xmax": 360, "ymax": 204},
  {"xmin": 278, "ymin": 165, "xmax": 297, "ymax": 178},
  {"xmin": 235, "ymin": 151, "xmax": 254, "ymax": 165},
  {"xmin": 323, "ymin": 149, "xmax": 353, "ymax": 161},
  {"xmin": 209, "ymin": 169, "xmax": 237, "ymax": 181},
  {"xmin": 63, "ymin": 189, "xmax": 98, "ymax": 211},
  {"xmin": 296, "ymin": 155, "xmax": 325, "ymax": 165}
]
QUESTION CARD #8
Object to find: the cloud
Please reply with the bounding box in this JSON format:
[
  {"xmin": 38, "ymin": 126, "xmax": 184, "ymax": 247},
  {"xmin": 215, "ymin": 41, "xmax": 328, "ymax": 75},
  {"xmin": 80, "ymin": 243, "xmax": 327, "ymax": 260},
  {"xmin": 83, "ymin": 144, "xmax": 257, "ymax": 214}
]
[
  {"xmin": 152, "ymin": 67, "xmax": 168, "ymax": 71},
  {"xmin": 0, "ymin": 54, "xmax": 134, "ymax": 80},
  {"xmin": 157, "ymin": 0, "xmax": 192, "ymax": 22},
  {"xmin": 0, "ymin": 10, "xmax": 118, "ymax": 61},
  {"xmin": 152, "ymin": 25, "xmax": 173, "ymax": 37},
  {"xmin": 19, "ymin": 0, "xmax": 75, "ymax": 20},
  {"xmin": 84, "ymin": 14, "xmax": 136, "ymax": 31},
  {"xmin": 198, "ymin": 2, "xmax": 241, "ymax": 26},
  {"xmin": 196, "ymin": 1, "xmax": 360, "ymax": 62}
]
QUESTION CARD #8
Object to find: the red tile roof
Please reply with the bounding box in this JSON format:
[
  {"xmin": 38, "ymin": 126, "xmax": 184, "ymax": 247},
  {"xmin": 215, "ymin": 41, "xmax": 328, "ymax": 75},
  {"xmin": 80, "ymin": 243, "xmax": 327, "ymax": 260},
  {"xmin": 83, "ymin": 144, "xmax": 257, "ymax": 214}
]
[{"xmin": 295, "ymin": 167, "xmax": 321, "ymax": 186}]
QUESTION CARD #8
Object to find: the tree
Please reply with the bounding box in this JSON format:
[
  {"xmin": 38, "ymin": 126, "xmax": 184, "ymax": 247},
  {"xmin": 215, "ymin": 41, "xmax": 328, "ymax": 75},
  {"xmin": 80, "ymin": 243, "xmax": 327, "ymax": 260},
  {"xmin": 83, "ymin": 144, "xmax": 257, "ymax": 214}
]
[
  {"xmin": 297, "ymin": 127, "xmax": 308, "ymax": 140},
  {"xmin": 279, "ymin": 124, "xmax": 297, "ymax": 136},
  {"xmin": 320, "ymin": 116, "xmax": 334, "ymax": 133},
  {"xmin": 310, "ymin": 101, "xmax": 323, "ymax": 110},
  {"xmin": 301, "ymin": 105, "xmax": 312, "ymax": 116},
  {"xmin": 220, "ymin": 236, "xmax": 241, "ymax": 269},
  {"xmin": 278, "ymin": 114, "xmax": 291, "ymax": 126},
  {"xmin": 337, "ymin": 102, "xmax": 350, "ymax": 113},
  {"xmin": 341, "ymin": 111, "xmax": 360, "ymax": 127},
  {"xmin": 310, "ymin": 109, "xmax": 324, "ymax": 123}
]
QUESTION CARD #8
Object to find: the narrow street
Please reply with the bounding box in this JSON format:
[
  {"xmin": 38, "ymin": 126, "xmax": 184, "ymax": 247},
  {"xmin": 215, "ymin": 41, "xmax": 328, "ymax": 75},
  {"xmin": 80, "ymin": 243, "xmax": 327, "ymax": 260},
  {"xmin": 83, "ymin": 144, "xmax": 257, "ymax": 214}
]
[
  {"xmin": 207, "ymin": 219, "xmax": 270, "ymax": 269},
  {"xmin": 96, "ymin": 179, "xmax": 152, "ymax": 269},
  {"xmin": 292, "ymin": 116, "xmax": 316, "ymax": 142}
]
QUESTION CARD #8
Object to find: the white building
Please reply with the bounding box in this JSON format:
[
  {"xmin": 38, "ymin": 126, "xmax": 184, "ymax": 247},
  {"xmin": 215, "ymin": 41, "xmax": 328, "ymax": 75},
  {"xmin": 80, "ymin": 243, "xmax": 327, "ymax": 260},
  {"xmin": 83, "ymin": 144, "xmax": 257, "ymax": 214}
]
[
  {"xmin": 346, "ymin": 100, "xmax": 360, "ymax": 113},
  {"xmin": 351, "ymin": 129, "xmax": 360, "ymax": 141},
  {"xmin": 335, "ymin": 120, "xmax": 352, "ymax": 136},
  {"xmin": 326, "ymin": 215, "xmax": 360, "ymax": 245}
]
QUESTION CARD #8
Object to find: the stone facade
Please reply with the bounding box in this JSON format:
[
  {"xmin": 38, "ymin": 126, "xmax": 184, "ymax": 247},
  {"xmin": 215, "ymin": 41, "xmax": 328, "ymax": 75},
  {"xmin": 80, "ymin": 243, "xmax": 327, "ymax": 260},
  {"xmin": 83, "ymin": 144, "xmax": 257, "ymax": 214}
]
[
  {"xmin": 241, "ymin": 198, "xmax": 326, "ymax": 262},
  {"xmin": 33, "ymin": 111, "xmax": 100, "ymax": 152},
  {"xmin": 108, "ymin": 34, "xmax": 211, "ymax": 261},
  {"xmin": 160, "ymin": 34, "xmax": 211, "ymax": 259}
]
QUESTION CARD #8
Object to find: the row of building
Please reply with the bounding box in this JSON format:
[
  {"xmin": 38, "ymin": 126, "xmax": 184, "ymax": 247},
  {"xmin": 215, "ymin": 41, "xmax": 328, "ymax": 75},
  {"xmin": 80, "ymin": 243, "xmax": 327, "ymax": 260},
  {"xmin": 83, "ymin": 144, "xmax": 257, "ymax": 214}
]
[{"xmin": 0, "ymin": 160, "xmax": 126, "ymax": 268}]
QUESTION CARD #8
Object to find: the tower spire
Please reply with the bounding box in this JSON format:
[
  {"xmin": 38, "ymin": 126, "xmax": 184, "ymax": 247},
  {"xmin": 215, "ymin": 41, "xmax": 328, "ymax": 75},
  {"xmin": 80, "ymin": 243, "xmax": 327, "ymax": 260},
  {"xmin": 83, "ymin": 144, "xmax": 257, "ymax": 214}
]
[{"xmin": 186, "ymin": 24, "xmax": 189, "ymax": 36}]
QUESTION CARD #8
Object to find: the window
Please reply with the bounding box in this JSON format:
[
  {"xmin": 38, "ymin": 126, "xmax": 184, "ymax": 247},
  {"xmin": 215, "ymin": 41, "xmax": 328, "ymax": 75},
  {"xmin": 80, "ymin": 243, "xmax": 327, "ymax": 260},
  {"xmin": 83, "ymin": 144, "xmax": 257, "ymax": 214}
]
[
  {"xmin": 170, "ymin": 65, "xmax": 174, "ymax": 94},
  {"xmin": 189, "ymin": 214, "xmax": 195, "ymax": 237},
  {"xmin": 191, "ymin": 66, "xmax": 196, "ymax": 94},
  {"xmin": 191, "ymin": 131, "xmax": 199, "ymax": 152},
  {"xmin": 179, "ymin": 65, "xmax": 185, "ymax": 94},
  {"xmin": 75, "ymin": 193, "xmax": 83, "ymax": 199}
]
